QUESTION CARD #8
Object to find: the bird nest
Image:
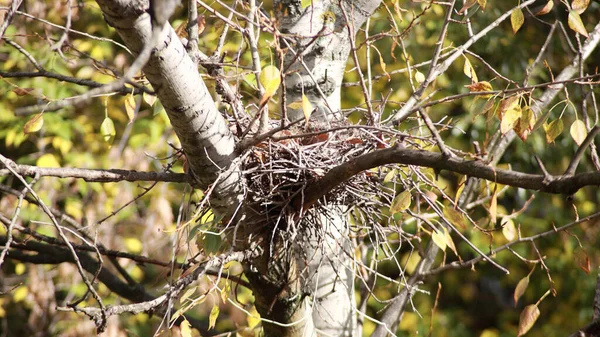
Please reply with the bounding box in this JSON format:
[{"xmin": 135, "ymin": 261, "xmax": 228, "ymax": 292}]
[{"xmin": 241, "ymin": 121, "xmax": 402, "ymax": 234}]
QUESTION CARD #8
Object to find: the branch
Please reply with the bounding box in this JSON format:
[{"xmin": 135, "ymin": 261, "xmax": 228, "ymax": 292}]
[
  {"xmin": 0, "ymin": 159, "xmax": 189, "ymax": 183},
  {"xmin": 297, "ymin": 145, "xmax": 600, "ymax": 210}
]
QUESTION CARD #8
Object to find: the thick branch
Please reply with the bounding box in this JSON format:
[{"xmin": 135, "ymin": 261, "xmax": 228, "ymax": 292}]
[{"xmin": 298, "ymin": 145, "xmax": 600, "ymax": 209}]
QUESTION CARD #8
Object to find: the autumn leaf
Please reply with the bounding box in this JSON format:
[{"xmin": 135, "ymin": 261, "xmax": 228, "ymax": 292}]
[
  {"xmin": 259, "ymin": 65, "xmax": 281, "ymax": 106},
  {"xmin": 302, "ymin": 94, "xmax": 314, "ymax": 122},
  {"xmin": 502, "ymin": 217, "xmax": 517, "ymax": 241},
  {"xmin": 12, "ymin": 88, "xmax": 34, "ymax": 96},
  {"xmin": 390, "ymin": 191, "xmax": 411, "ymax": 214},
  {"xmin": 100, "ymin": 117, "xmax": 116, "ymax": 144},
  {"xmin": 514, "ymin": 106, "xmax": 535, "ymax": 142},
  {"xmin": 23, "ymin": 113, "xmax": 44, "ymax": 134},
  {"xmin": 511, "ymin": 8, "xmax": 525, "ymax": 34},
  {"xmin": 517, "ymin": 304, "xmax": 540, "ymax": 336},
  {"xmin": 477, "ymin": 0, "xmax": 487, "ymax": 10},
  {"xmin": 465, "ymin": 80, "xmax": 493, "ymax": 98},
  {"xmin": 543, "ymin": 119, "xmax": 564, "ymax": 144},
  {"xmin": 209, "ymin": 304, "xmax": 220, "ymax": 329},
  {"xmin": 514, "ymin": 276, "xmax": 530, "ymax": 306},
  {"xmin": 571, "ymin": 0, "xmax": 590, "ymax": 14},
  {"xmin": 568, "ymin": 11, "xmax": 588, "ymax": 38},
  {"xmin": 458, "ymin": 0, "xmax": 478, "ymax": 14},
  {"xmin": 574, "ymin": 247, "xmax": 591, "ymax": 274},
  {"xmin": 501, "ymin": 104, "xmax": 521, "ymax": 134},
  {"xmin": 570, "ymin": 119, "xmax": 587, "ymax": 145},
  {"xmin": 414, "ymin": 71, "xmax": 425, "ymax": 84},
  {"xmin": 125, "ymin": 94, "xmax": 136, "ymax": 122},
  {"xmin": 444, "ymin": 206, "xmax": 466, "ymax": 230},
  {"xmin": 489, "ymin": 190, "xmax": 497, "ymax": 224},
  {"xmin": 463, "ymin": 57, "xmax": 478, "ymax": 82},
  {"xmin": 180, "ymin": 319, "xmax": 192, "ymax": 337},
  {"xmin": 432, "ymin": 229, "xmax": 447, "ymax": 251},
  {"xmin": 536, "ymin": 0, "xmax": 554, "ymax": 15},
  {"xmin": 143, "ymin": 92, "xmax": 156, "ymax": 106}
]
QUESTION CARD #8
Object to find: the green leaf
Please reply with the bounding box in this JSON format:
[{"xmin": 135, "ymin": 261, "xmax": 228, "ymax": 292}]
[
  {"xmin": 431, "ymin": 229, "xmax": 447, "ymax": 251},
  {"xmin": 23, "ymin": 113, "xmax": 44, "ymax": 134},
  {"xmin": 100, "ymin": 117, "xmax": 116, "ymax": 144},
  {"xmin": 511, "ymin": 8, "xmax": 524, "ymax": 34},
  {"xmin": 259, "ymin": 65, "xmax": 281, "ymax": 105},
  {"xmin": 208, "ymin": 304, "xmax": 220, "ymax": 330},
  {"xmin": 390, "ymin": 191, "xmax": 411, "ymax": 214}
]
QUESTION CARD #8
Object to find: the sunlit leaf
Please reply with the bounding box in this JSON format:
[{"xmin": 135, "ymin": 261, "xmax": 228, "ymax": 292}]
[
  {"xmin": 125, "ymin": 94, "xmax": 136, "ymax": 122},
  {"xmin": 572, "ymin": 0, "xmax": 590, "ymax": 14},
  {"xmin": 501, "ymin": 105, "xmax": 521, "ymax": 134},
  {"xmin": 465, "ymin": 80, "xmax": 493, "ymax": 98},
  {"xmin": 432, "ymin": 229, "xmax": 447, "ymax": 251},
  {"xmin": 568, "ymin": 11, "xmax": 588, "ymax": 37},
  {"xmin": 444, "ymin": 227, "xmax": 458, "ymax": 255},
  {"xmin": 390, "ymin": 191, "xmax": 412, "ymax": 214},
  {"xmin": 221, "ymin": 281, "xmax": 230, "ymax": 303},
  {"xmin": 570, "ymin": 119, "xmax": 587, "ymax": 145},
  {"xmin": 414, "ymin": 71, "xmax": 425, "ymax": 84},
  {"xmin": 180, "ymin": 318, "xmax": 192, "ymax": 337},
  {"xmin": 511, "ymin": 8, "xmax": 525, "ymax": 34},
  {"xmin": 543, "ymin": 119, "xmax": 563, "ymax": 144},
  {"xmin": 23, "ymin": 113, "xmax": 44, "ymax": 134},
  {"xmin": 514, "ymin": 276, "xmax": 530, "ymax": 306},
  {"xmin": 259, "ymin": 65, "xmax": 281, "ymax": 105},
  {"xmin": 517, "ymin": 304, "xmax": 540, "ymax": 336},
  {"xmin": 209, "ymin": 304, "xmax": 220, "ymax": 329},
  {"xmin": 302, "ymin": 94, "xmax": 313, "ymax": 122},
  {"xmin": 489, "ymin": 191, "xmax": 497, "ymax": 224},
  {"xmin": 463, "ymin": 57, "xmax": 478, "ymax": 82},
  {"xmin": 301, "ymin": 0, "xmax": 313, "ymax": 9},
  {"xmin": 100, "ymin": 117, "xmax": 116, "ymax": 144},
  {"xmin": 12, "ymin": 88, "xmax": 34, "ymax": 96},
  {"xmin": 477, "ymin": 0, "xmax": 487, "ymax": 10},
  {"xmin": 180, "ymin": 286, "xmax": 197, "ymax": 304},
  {"xmin": 515, "ymin": 106, "xmax": 535, "ymax": 142},
  {"xmin": 502, "ymin": 217, "xmax": 517, "ymax": 241},
  {"xmin": 124, "ymin": 237, "xmax": 143, "ymax": 253},
  {"xmin": 444, "ymin": 206, "xmax": 466, "ymax": 229},
  {"xmin": 536, "ymin": 0, "xmax": 554, "ymax": 15},
  {"xmin": 143, "ymin": 92, "xmax": 156, "ymax": 106},
  {"xmin": 13, "ymin": 286, "xmax": 28, "ymax": 302},
  {"xmin": 36, "ymin": 153, "xmax": 60, "ymax": 168}
]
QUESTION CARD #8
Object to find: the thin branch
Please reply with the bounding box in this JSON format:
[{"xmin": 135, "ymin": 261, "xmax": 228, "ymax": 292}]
[
  {"xmin": 0, "ymin": 160, "xmax": 189, "ymax": 183},
  {"xmin": 564, "ymin": 125, "xmax": 600, "ymax": 176},
  {"xmin": 0, "ymin": 0, "xmax": 23, "ymax": 39}
]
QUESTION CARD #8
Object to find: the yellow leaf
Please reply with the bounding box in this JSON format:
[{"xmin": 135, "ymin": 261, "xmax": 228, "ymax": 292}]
[
  {"xmin": 390, "ymin": 191, "xmax": 412, "ymax": 214},
  {"xmin": 143, "ymin": 92, "xmax": 157, "ymax": 106},
  {"xmin": 543, "ymin": 119, "xmax": 564, "ymax": 144},
  {"xmin": 571, "ymin": 0, "xmax": 590, "ymax": 14},
  {"xmin": 511, "ymin": 8, "xmax": 525, "ymax": 34},
  {"xmin": 513, "ymin": 276, "xmax": 530, "ymax": 306},
  {"xmin": 489, "ymin": 191, "xmax": 497, "ymax": 224},
  {"xmin": 180, "ymin": 318, "xmax": 192, "ymax": 337},
  {"xmin": 477, "ymin": 0, "xmax": 487, "ymax": 10},
  {"xmin": 36, "ymin": 153, "xmax": 60, "ymax": 168},
  {"xmin": 570, "ymin": 119, "xmax": 587, "ymax": 145},
  {"xmin": 464, "ymin": 81, "xmax": 493, "ymax": 98},
  {"xmin": 536, "ymin": 0, "xmax": 554, "ymax": 15},
  {"xmin": 246, "ymin": 306, "xmax": 261, "ymax": 329},
  {"xmin": 125, "ymin": 94, "xmax": 136, "ymax": 122},
  {"xmin": 301, "ymin": 0, "xmax": 312, "ymax": 9},
  {"xmin": 13, "ymin": 286, "xmax": 28, "ymax": 302},
  {"xmin": 444, "ymin": 227, "xmax": 458, "ymax": 255},
  {"xmin": 100, "ymin": 117, "xmax": 116, "ymax": 144},
  {"xmin": 221, "ymin": 281, "xmax": 230, "ymax": 303},
  {"xmin": 414, "ymin": 71, "xmax": 425, "ymax": 84},
  {"xmin": 209, "ymin": 304, "xmax": 220, "ymax": 330},
  {"xmin": 501, "ymin": 105, "xmax": 522, "ymax": 134},
  {"xmin": 515, "ymin": 106, "xmax": 535, "ymax": 142},
  {"xmin": 124, "ymin": 237, "xmax": 143, "ymax": 253},
  {"xmin": 259, "ymin": 65, "xmax": 281, "ymax": 105},
  {"xmin": 180, "ymin": 286, "xmax": 197, "ymax": 304},
  {"xmin": 15, "ymin": 263, "xmax": 26, "ymax": 275},
  {"xmin": 517, "ymin": 304, "xmax": 540, "ymax": 336},
  {"xmin": 463, "ymin": 57, "xmax": 478, "ymax": 82},
  {"xmin": 23, "ymin": 113, "xmax": 44, "ymax": 134},
  {"xmin": 287, "ymin": 100, "xmax": 303, "ymax": 109},
  {"xmin": 444, "ymin": 206, "xmax": 466, "ymax": 230},
  {"xmin": 432, "ymin": 229, "xmax": 447, "ymax": 251},
  {"xmin": 455, "ymin": 175, "xmax": 466, "ymax": 204},
  {"xmin": 502, "ymin": 217, "xmax": 517, "ymax": 241},
  {"xmin": 568, "ymin": 11, "xmax": 588, "ymax": 37},
  {"xmin": 302, "ymin": 94, "xmax": 313, "ymax": 122}
]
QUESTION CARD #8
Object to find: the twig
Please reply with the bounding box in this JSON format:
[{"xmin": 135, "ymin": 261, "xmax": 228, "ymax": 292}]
[
  {"xmin": 0, "ymin": 0, "xmax": 23, "ymax": 39},
  {"xmin": 564, "ymin": 126, "xmax": 600, "ymax": 176}
]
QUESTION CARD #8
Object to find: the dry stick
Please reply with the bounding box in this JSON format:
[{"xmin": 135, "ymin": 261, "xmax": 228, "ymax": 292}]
[
  {"xmin": 418, "ymin": 109, "xmax": 452, "ymax": 158},
  {"xmin": 0, "ymin": 0, "xmax": 23, "ymax": 39},
  {"xmin": 341, "ymin": 3, "xmax": 376, "ymax": 125},
  {"xmin": 0, "ymin": 154, "xmax": 108, "ymax": 329},
  {"xmin": 0, "ymin": 163, "xmax": 189, "ymax": 183},
  {"xmin": 51, "ymin": 0, "xmax": 71, "ymax": 53},
  {"xmin": 564, "ymin": 126, "xmax": 600, "ymax": 176}
]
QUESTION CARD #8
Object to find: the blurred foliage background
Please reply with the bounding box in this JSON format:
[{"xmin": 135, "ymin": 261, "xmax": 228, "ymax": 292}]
[{"xmin": 1, "ymin": 0, "xmax": 599, "ymax": 336}]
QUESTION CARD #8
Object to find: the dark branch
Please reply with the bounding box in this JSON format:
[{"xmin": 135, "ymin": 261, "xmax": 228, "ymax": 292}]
[{"xmin": 297, "ymin": 145, "xmax": 600, "ymax": 209}]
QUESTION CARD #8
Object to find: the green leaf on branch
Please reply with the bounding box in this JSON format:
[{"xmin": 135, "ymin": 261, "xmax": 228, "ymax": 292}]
[
  {"xmin": 100, "ymin": 117, "xmax": 116, "ymax": 144},
  {"xmin": 511, "ymin": 8, "xmax": 524, "ymax": 34},
  {"xmin": 543, "ymin": 119, "xmax": 563, "ymax": 144},
  {"xmin": 568, "ymin": 11, "xmax": 588, "ymax": 37},
  {"xmin": 390, "ymin": 191, "xmax": 411, "ymax": 214},
  {"xmin": 23, "ymin": 113, "xmax": 44, "ymax": 134}
]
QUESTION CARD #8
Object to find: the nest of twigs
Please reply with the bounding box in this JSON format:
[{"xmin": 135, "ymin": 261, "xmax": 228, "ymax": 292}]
[{"xmin": 241, "ymin": 121, "xmax": 403, "ymax": 236}]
